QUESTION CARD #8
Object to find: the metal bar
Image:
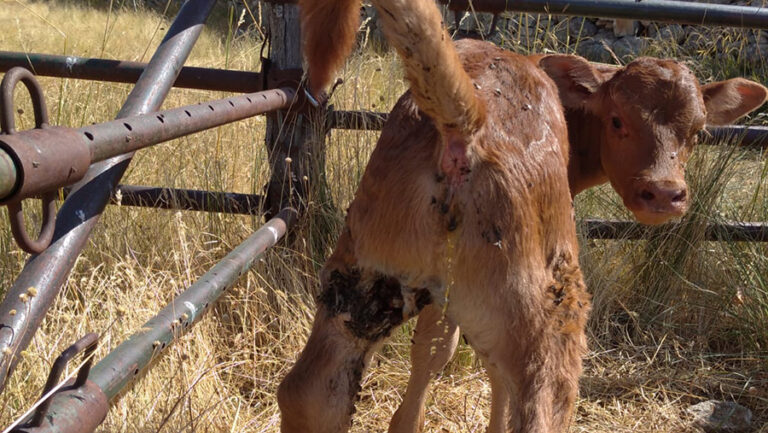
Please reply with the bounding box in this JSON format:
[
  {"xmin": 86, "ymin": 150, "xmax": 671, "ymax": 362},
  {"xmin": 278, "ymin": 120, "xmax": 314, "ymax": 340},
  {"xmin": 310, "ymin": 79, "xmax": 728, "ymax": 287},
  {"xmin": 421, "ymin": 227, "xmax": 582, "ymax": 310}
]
[
  {"xmin": 0, "ymin": 86, "xmax": 294, "ymax": 205},
  {"xmin": 111, "ymin": 185, "xmax": 263, "ymax": 214},
  {"xmin": 324, "ymin": 110, "xmax": 768, "ymax": 150},
  {"xmin": 9, "ymin": 209, "xmax": 296, "ymax": 433},
  {"xmin": 0, "ymin": 51, "xmax": 264, "ymax": 93},
  {"xmin": 92, "ymin": 207, "xmax": 295, "ymax": 400},
  {"xmin": 85, "ymin": 88, "xmax": 294, "ymax": 162},
  {"xmin": 707, "ymin": 125, "xmax": 768, "ymax": 149},
  {"xmin": 0, "ymin": 0, "xmax": 218, "ymax": 393},
  {"xmin": 581, "ymin": 219, "xmax": 768, "ymax": 242},
  {"xmin": 62, "ymin": 185, "xmax": 265, "ymax": 215},
  {"xmin": 438, "ymin": 0, "xmax": 768, "ymax": 29},
  {"xmin": 8, "ymin": 106, "xmax": 759, "ymax": 208},
  {"xmin": 328, "ymin": 109, "xmax": 387, "ymax": 131}
]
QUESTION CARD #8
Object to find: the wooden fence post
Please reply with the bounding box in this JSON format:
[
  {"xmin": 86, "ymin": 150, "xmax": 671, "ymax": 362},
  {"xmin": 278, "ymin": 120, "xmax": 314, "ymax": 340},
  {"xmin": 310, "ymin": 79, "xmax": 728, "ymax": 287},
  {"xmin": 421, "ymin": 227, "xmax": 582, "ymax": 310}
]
[{"xmin": 262, "ymin": 1, "xmax": 331, "ymax": 220}]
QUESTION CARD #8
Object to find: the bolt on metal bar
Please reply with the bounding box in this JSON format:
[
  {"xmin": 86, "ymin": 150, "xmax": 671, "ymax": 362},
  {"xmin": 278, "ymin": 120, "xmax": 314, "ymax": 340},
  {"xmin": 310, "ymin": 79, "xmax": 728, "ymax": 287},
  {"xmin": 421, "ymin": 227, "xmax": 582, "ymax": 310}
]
[
  {"xmin": 8, "ymin": 208, "xmax": 296, "ymax": 433},
  {"xmin": 438, "ymin": 0, "xmax": 768, "ymax": 29},
  {"xmin": 0, "ymin": 0, "xmax": 218, "ymax": 393},
  {"xmin": 0, "ymin": 51, "xmax": 264, "ymax": 93},
  {"xmin": 581, "ymin": 219, "xmax": 768, "ymax": 242}
]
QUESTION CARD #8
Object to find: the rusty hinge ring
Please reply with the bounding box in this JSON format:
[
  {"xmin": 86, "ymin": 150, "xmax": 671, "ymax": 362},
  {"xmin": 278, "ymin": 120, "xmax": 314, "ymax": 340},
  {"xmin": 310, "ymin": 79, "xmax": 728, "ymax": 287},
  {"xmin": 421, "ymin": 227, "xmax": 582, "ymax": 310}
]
[{"xmin": 1, "ymin": 67, "xmax": 58, "ymax": 254}]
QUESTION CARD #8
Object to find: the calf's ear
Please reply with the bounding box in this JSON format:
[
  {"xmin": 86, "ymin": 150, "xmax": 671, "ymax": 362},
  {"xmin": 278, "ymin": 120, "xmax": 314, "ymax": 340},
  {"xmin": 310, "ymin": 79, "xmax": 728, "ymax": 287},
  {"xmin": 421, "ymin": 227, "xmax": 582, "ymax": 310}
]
[
  {"xmin": 538, "ymin": 55, "xmax": 605, "ymax": 109},
  {"xmin": 702, "ymin": 78, "xmax": 768, "ymax": 125}
]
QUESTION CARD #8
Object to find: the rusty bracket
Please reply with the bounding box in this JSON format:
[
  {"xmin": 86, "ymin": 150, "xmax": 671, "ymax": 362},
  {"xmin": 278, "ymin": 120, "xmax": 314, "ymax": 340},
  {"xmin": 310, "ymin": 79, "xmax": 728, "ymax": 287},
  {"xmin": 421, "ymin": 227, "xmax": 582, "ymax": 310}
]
[
  {"xmin": 261, "ymin": 56, "xmax": 324, "ymax": 115},
  {"xmin": 0, "ymin": 67, "xmax": 90, "ymax": 254},
  {"xmin": 29, "ymin": 333, "xmax": 99, "ymax": 427}
]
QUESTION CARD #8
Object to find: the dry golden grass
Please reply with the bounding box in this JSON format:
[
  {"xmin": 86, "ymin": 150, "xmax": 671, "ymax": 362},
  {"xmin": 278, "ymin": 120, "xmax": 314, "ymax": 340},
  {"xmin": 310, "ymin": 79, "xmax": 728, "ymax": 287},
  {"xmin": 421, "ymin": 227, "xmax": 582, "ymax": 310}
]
[{"xmin": 1, "ymin": 1, "xmax": 767, "ymax": 432}]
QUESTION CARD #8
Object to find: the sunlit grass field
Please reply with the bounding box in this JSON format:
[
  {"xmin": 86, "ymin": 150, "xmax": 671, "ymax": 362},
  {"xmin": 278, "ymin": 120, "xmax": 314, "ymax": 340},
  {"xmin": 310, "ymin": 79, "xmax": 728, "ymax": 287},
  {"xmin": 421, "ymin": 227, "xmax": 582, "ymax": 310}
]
[{"xmin": 1, "ymin": 1, "xmax": 767, "ymax": 432}]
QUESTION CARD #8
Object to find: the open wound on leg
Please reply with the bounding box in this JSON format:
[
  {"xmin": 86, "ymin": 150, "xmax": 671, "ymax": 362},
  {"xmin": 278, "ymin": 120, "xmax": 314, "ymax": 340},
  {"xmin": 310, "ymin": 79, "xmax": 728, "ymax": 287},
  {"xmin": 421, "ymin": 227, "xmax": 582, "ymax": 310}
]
[{"xmin": 319, "ymin": 269, "xmax": 432, "ymax": 341}]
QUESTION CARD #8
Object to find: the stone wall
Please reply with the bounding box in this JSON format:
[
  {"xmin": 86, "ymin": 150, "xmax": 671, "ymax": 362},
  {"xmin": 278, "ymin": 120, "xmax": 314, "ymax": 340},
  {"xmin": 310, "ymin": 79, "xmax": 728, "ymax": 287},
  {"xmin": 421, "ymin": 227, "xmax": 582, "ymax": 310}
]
[
  {"xmin": 132, "ymin": 0, "xmax": 768, "ymax": 64},
  {"xmin": 360, "ymin": 0, "xmax": 768, "ymax": 64}
]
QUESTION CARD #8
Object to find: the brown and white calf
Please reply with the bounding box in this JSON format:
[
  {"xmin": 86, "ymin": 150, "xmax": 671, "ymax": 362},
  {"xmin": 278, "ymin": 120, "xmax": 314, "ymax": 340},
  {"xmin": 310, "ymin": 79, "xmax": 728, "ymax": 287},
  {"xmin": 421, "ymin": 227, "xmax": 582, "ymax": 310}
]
[
  {"xmin": 281, "ymin": 0, "xmax": 586, "ymax": 431},
  {"xmin": 388, "ymin": 51, "xmax": 768, "ymax": 433},
  {"xmin": 279, "ymin": 0, "xmax": 767, "ymax": 432}
]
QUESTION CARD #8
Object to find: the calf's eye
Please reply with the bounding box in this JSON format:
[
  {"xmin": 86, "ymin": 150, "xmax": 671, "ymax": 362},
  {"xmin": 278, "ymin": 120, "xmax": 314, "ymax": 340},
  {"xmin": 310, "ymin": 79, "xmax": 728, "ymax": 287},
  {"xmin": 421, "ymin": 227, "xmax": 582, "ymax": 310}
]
[{"xmin": 611, "ymin": 116, "xmax": 623, "ymax": 129}]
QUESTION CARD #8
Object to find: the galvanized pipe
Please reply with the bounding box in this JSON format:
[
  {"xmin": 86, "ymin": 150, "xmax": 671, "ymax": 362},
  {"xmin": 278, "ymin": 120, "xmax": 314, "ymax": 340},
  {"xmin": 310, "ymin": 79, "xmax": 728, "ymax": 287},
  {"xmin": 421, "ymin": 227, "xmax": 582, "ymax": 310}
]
[
  {"xmin": 9, "ymin": 208, "xmax": 296, "ymax": 433},
  {"xmin": 94, "ymin": 207, "xmax": 295, "ymax": 400},
  {"xmin": 0, "ymin": 51, "xmax": 264, "ymax": 93},
  {"xmin": 0, "ymin": 0, "xmax": 218, "ymax": 393},
  {"xmin": 439, "ymin": 0, "xmax": 768, "ymax": 29}
]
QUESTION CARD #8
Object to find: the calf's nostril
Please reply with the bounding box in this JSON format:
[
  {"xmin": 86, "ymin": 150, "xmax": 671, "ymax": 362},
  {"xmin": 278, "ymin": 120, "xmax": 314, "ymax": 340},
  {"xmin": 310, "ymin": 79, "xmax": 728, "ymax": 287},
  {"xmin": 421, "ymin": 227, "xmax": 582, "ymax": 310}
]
[
  {"xmin": 640, "ymin": 190, "xmax": 655, "ymax": 202},
  {"xmin": 672, "ymin": 189, "xmax": 687, "ymax": 203}
]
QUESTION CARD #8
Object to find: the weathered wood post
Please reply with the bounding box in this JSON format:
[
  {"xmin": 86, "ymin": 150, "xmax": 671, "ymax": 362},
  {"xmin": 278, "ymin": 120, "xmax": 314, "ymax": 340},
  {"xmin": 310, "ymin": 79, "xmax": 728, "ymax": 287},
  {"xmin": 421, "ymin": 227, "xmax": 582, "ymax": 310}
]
[{"xmin": 262, "ymin": 1, "xmax": 331, "ymax": 222}]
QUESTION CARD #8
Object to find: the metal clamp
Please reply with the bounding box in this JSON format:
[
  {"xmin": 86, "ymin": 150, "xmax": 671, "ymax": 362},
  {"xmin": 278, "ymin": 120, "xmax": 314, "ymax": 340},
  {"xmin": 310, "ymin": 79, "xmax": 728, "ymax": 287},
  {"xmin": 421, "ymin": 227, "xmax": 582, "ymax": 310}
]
[
  {"xmin": 30, "ymin": 333, "xmax": 99, "ymax": 427},
  {"xmin": 1, "ymin": 67, "xmax": 57, "ymax": 254}
]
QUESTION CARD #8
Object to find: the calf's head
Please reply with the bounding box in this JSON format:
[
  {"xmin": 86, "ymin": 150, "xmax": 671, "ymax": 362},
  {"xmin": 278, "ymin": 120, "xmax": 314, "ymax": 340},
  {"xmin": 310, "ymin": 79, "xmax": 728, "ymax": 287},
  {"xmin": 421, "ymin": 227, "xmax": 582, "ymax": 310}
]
[{"xmin": 540, "ymin": 55, "xmax": 767, "ymax": 225}]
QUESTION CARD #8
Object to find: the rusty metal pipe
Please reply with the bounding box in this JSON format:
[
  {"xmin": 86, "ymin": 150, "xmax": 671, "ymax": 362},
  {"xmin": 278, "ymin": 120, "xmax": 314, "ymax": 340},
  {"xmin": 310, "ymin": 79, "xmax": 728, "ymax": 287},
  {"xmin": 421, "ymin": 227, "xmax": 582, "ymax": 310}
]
[
  {"xmin": 0, "ymin": 86, "xmax": 294, "ymax": 206},
  {"xmin": 0, "ymin": 51, "xmax": 264, "ymax": 93},
  {"xmin": 8, "ymin": 380, "xmax": 109, "ymax": 433},
  {"xmin": 328, "ymin": 109, "xmax": 388, "ymax": 131},
  {"xmin": 0, "ymin": 0, "xmax": 218, "ymax": 393},
  {"xmin": 439, "ymin": 0, "xmax": 768, "ymax": 29},
  {"xmin": 86, "ymin": 88, "xmax": 294, "ymax": 162}
]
